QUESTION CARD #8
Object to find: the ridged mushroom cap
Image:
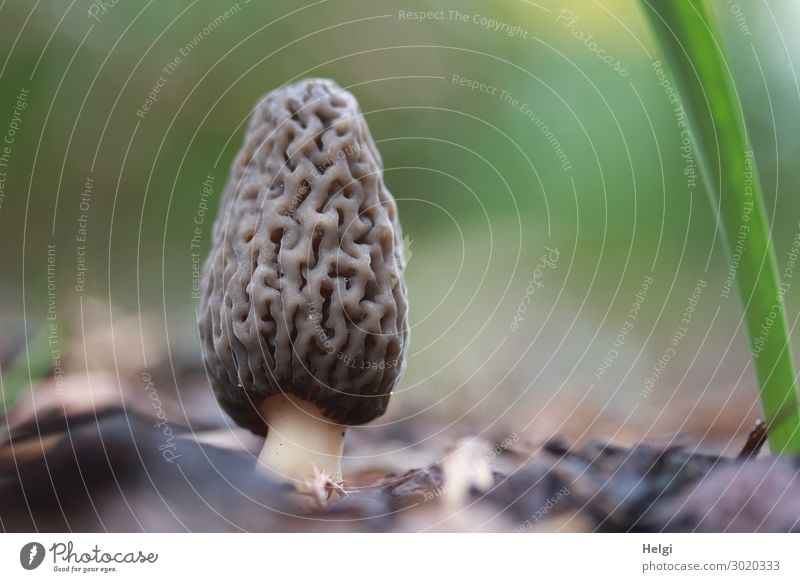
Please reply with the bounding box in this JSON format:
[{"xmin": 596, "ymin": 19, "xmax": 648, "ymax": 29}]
[{"xmin": 198, "ymin": 79, "xmax": 409, "ymax": 435}]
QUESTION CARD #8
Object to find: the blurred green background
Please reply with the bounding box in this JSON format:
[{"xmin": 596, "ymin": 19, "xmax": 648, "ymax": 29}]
[{"xmin": 2, "ymin": 0, "xmax": 800, "ymax": 451}]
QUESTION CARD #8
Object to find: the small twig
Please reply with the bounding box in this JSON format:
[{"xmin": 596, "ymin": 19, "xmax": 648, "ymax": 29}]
[
  {"xmin": 294, "ymin": 467, "xmax": 347, "ymax": 510},
  {"xmin": 738, "ymin": 420, "xmax": 768, "ymax": 459}
]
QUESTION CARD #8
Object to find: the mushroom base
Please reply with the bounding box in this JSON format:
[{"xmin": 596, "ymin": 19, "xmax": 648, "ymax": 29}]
[{"xmin": 256, "ymin": 394, "xmax": 345, "ymax": 485}]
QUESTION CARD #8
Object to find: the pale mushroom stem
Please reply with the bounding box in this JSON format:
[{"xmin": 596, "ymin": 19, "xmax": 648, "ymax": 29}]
[{"xmin": 256, "ymin": 393, "xmax": 345, "ymax": 484}]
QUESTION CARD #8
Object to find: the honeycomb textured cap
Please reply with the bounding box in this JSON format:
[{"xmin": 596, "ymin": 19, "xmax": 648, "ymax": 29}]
[{"xmin": 198, "ymin": 79, "xmax": 409, "ymax": 435}]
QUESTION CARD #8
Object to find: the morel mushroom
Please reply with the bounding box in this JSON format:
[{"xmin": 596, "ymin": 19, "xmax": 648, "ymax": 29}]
[{"xmin": 198, "ymin": 79, "xmax": 409, "ymax": 485}]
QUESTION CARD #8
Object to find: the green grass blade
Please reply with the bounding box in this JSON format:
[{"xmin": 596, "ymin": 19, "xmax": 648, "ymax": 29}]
[
  {"xmin": 638, "ymin": 0, "xmax": 800, "ymax": 453},
  {"xmin": 0, "ymin": 326, "xmax": 53, "ymax": 416}
]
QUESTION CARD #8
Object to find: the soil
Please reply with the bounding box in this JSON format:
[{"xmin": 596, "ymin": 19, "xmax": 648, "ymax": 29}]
[{"xmin": 2, "ymin": 398, "xmax": 798, "ymax": 532}]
